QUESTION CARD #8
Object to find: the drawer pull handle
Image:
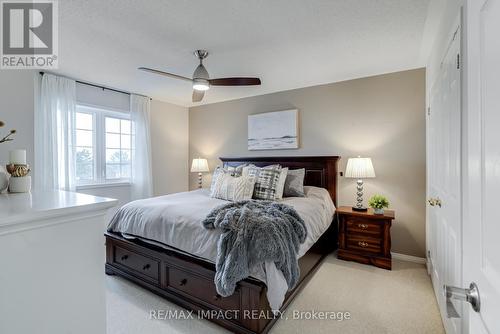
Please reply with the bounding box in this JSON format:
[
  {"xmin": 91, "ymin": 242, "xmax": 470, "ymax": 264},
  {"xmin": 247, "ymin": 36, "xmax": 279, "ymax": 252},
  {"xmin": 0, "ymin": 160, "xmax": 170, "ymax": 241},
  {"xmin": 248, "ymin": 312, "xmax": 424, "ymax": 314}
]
[
  {"xmin": 121, "ymin": 255, "xmax": 129, "ymax": 261},
  {"xmin": 179, "ymin": 279, "xmax": 187, "ymax": 286},
  {"xmin": 358, "ymin": 241, "xmax": 369, "ymax": 247},
  {"xmin": 142, "ymin": 264, "xmax": 150, "ymax": 270},
  {"xmin": 213, "ymin": 294, "xmax": 221, "ymax": 301},
  {"xmin": 358, "ymin": 224, "xmax": 368, "ymax": 229}
]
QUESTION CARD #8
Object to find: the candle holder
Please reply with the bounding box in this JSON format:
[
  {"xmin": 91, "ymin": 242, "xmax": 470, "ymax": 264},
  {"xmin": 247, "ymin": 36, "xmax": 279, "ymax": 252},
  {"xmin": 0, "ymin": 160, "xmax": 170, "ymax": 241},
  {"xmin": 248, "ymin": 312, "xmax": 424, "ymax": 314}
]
[
  {"xmin": 6, "ymin": 162, "xmax": 31, "ymax": 193},
  {"xmin": 8, "ymin": 175, "xmax": 31, "ymax": 193},
  {"xmin": 6, "ymin": 164, "xmax": 30, "ymax": 177}
]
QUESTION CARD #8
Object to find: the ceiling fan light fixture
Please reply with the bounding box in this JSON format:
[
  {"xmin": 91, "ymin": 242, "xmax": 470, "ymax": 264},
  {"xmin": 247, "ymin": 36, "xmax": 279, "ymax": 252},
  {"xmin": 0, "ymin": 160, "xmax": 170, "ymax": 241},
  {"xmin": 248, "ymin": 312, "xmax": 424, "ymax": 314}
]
[
  {"xmin": 193, "ymin": 78, "xmax": 210, "ymax": 91},
  {"xmin": 139, "ymin": 49, "xmax": 261, "ymax": 103}
]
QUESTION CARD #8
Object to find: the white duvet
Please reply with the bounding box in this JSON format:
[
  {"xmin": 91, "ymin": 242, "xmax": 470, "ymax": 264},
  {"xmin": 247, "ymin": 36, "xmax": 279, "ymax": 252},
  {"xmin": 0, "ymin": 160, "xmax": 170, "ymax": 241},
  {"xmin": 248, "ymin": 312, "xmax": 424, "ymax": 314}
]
[{"xmin": 107, "ymin": 186, "xmax": 335, "ymax": 311}]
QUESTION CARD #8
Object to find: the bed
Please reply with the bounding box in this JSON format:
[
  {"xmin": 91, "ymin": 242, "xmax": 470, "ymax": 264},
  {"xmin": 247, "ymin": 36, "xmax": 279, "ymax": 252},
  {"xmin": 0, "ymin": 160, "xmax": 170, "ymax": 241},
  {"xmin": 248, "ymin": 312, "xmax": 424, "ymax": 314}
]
[{"xmin": 105, "ymin": 156, "xmax": 340, "ymax": 334}]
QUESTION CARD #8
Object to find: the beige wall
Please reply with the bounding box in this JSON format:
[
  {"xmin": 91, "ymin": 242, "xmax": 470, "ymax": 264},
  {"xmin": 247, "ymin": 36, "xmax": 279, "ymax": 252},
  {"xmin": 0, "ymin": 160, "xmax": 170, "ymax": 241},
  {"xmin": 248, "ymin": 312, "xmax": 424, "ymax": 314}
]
[
  {"xmin": 151, "ymin": 100, "xmax": 189, "ymax": 196},
  {"xmin": 189, "ymin": 68, "xmax": 426, "ymax": 257}
]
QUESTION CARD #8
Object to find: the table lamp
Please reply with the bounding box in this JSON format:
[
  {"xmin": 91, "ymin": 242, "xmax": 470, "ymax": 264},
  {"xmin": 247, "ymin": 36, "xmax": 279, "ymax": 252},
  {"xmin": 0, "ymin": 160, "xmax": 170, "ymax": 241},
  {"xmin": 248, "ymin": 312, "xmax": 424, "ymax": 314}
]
[
  {"xmin": 345, "ymin": 156, "xmax": 375, "ymax": 211},
  {"xmin": 191, "ymin": 158, "xmax": 209, "ymax": 188}
]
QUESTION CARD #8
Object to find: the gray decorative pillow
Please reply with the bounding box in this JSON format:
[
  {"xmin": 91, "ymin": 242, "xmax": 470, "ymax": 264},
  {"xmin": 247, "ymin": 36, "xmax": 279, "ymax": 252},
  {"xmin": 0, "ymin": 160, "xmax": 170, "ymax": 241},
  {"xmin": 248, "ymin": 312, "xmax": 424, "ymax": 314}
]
[
  {"xmin": 246, "ymin": 165, "xmax": 282, "ymax": 200},
  {"xmin": 284, "ymin": 168, "xmax": 305, "ymax": 197}
]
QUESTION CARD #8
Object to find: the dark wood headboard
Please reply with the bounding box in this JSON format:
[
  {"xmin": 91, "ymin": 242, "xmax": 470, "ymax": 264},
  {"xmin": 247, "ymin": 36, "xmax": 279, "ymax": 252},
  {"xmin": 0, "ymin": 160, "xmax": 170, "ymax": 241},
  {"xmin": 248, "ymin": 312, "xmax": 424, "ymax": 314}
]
[{"xmin": 220, "ymin": 156, "xmax": 340, "ymax": 206}]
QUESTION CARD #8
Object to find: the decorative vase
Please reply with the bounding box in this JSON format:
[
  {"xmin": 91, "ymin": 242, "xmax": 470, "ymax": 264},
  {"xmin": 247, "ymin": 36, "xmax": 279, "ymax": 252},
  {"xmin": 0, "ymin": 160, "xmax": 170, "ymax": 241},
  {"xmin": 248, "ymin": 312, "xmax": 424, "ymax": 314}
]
[
  {"xmin": 373, "ymin": 208, "xmax": 384, "ymax": 215},
  {"xmin": 0, "ymin": 166, "xmax": 9, "ymax": 193}
]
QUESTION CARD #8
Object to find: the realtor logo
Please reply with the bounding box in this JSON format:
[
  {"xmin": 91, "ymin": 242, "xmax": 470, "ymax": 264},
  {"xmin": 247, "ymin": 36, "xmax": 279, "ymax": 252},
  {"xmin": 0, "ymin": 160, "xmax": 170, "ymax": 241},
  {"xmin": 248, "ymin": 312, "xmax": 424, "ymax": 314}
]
[{"xmin": 1, "ymin": 0, "xmax": 58, "ymax": 69}]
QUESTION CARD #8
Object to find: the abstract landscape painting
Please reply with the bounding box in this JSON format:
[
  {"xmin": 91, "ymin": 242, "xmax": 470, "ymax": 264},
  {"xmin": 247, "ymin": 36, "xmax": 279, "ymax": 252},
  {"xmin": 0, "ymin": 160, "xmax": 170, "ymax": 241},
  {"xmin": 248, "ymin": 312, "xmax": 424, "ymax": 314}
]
[{"xmin": 248, "ymin": 109, "xmax": 298, "ymax": 150}]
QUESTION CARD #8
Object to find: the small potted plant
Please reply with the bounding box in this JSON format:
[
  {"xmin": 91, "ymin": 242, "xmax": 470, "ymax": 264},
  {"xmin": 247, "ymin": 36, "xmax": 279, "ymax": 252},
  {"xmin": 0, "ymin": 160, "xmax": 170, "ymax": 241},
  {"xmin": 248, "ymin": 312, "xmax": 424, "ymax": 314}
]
[{"xmin": 368, "ymin": 194, "xmax": 389, "ymax": 215}]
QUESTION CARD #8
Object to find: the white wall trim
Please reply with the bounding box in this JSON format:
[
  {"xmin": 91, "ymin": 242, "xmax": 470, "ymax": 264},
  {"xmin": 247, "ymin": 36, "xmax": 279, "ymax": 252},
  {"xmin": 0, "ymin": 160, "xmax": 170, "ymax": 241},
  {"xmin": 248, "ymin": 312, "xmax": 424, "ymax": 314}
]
[{"xmin": 392, "ymin": 252, "xmax": 427, "ymax": 264}]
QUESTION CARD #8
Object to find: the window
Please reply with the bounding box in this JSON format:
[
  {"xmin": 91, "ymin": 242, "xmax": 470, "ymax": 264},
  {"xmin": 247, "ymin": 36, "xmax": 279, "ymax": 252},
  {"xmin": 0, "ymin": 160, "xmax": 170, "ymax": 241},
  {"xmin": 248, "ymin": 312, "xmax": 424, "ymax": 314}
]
[
  {"xmin": 75, "ymin": 112, "xmax": 95, "ymax": 183},
  {"xmin": 75, "ymin": 105, "xmax": 132, "ymax": 186},
  {"xmin": 105, "ymin": 117, "xmax": 131, "ymax": 180}
]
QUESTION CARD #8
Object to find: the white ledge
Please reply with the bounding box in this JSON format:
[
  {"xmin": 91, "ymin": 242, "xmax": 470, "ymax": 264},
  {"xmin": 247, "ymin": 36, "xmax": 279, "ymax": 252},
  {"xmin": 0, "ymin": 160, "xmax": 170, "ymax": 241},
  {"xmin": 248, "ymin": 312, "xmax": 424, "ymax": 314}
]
[{"xmin": 0, "ymin": 190, "xmax": 118, "ymax": 233}]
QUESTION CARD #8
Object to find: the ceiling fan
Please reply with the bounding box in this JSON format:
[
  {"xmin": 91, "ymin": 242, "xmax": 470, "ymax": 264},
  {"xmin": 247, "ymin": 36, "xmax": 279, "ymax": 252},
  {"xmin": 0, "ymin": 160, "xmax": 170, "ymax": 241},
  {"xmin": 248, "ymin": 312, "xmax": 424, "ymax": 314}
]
[{"xmin": 138, "ymin": 50, "xmax": 261, "ymax": 103}]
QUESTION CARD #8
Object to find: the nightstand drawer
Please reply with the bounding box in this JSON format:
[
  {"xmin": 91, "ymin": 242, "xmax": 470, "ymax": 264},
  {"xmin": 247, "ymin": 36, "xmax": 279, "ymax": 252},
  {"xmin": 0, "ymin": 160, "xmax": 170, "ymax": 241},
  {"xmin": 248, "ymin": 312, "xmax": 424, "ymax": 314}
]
[
  {"xmin": 346, "ymin": 235, "xmax": 382, "ymax": 254},
  {"xmin": 346, "ymin": 217, "xmax": 382, "ymax": 237}
]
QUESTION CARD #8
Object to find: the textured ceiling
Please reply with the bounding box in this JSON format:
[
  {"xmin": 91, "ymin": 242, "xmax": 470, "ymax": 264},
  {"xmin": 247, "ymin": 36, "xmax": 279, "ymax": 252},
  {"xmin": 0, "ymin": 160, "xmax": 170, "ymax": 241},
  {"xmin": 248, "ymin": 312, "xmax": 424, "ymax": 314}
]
[{"xmin": 56, "ymin": 0, "xmax": 433, "ymax": 107}]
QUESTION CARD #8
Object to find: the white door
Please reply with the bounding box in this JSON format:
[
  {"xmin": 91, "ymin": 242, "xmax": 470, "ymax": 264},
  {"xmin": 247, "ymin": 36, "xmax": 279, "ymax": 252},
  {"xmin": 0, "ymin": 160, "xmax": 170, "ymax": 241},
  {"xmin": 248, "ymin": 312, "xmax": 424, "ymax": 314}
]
[
  {"xmin": 427, "ymin": 19, "xmax": 462, "ymax": 334},
  {"xmin": 462, "ymin": 0, "xmax": 500, "ymax": 333}
]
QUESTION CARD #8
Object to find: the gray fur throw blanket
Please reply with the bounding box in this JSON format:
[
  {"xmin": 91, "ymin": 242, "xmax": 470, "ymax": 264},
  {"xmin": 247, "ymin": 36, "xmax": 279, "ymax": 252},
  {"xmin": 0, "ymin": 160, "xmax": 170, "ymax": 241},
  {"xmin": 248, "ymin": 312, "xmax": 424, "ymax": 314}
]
[{"xmin": 202, "ymin": 200, "xmax": 307, "ymax": 297}]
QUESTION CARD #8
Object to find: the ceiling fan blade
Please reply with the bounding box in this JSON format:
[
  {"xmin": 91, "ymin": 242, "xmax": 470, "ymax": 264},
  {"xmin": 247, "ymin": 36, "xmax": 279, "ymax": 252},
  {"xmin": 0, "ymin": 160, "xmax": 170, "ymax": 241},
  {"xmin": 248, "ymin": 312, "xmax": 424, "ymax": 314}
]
[
  {"xmin": 192, "ymin": 90, "xmax": 205, "ymax": 102},
  {"xmin": 138, "ymin": 67, "xmax": 192, "ymax": 82},
  {"xmin": 209, "ymin": 77, "xmax": 261, "ymax": 86}
]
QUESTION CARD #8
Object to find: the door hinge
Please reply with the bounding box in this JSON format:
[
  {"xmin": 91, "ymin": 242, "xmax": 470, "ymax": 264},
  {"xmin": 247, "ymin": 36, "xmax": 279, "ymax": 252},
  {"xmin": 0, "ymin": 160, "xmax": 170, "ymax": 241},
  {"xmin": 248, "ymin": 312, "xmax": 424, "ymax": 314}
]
[
  {"xmin": 427, "ymin": 250, "xmax": 431, "ymax": 258},
  {"xmin": 427, "ymin": 107, "xmax": 431, "ymax": 116},
  {"xmin": 457, "ymin": 54, "xmax": 460, "ymax": 69}
]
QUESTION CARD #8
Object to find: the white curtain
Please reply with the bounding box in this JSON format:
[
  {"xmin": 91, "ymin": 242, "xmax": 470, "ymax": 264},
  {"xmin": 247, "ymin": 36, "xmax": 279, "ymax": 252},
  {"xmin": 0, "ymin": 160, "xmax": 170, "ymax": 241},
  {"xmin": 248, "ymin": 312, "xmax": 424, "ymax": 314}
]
[
  {"xmin": 35, "ymin": 74, "xmax": 76, "ymax": 191},
  {"xmin": 130, "ymin": 94, "xmax": 153, "ymax": 199}
]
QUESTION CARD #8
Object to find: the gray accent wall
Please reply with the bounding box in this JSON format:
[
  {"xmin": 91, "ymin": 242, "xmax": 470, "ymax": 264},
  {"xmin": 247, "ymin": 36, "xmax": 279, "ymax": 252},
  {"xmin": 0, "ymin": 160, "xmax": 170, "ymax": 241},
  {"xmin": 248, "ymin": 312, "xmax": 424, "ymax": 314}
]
[{"xmin": 189, "ymin": 68, "xmax": 426, "ymax": 257}]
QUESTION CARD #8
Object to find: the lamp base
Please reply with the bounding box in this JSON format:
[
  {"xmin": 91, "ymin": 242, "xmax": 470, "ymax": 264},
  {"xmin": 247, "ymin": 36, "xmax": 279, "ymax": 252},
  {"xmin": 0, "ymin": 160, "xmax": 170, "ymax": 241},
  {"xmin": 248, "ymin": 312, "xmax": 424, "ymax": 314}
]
[
  {"xmin": 353, "ymin": 179, "xmax": 367, "ymax": 211},
  {"xmin": 197, "ymin": 172, "xmax": 203, "ymax": 189}
]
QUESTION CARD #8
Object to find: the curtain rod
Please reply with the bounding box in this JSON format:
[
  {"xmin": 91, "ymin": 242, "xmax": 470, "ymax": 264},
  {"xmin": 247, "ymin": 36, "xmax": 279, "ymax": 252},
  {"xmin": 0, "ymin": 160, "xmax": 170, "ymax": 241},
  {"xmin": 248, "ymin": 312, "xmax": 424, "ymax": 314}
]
[{"xmin": 39, "ymin": 71, "xmax": 152, "ymax": 100}]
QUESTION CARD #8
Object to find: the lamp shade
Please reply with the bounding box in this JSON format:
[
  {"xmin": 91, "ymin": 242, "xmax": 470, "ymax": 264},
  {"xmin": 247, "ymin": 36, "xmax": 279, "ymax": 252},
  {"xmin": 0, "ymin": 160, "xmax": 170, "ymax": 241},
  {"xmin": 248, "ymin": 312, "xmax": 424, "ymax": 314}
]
[
  {"xmin": 191, "ymin": 158, "xmax": 209, "ymax": 173},
  {"xmin": 345, "ymin": 157, "xmax": 375, "ymax": 178}
]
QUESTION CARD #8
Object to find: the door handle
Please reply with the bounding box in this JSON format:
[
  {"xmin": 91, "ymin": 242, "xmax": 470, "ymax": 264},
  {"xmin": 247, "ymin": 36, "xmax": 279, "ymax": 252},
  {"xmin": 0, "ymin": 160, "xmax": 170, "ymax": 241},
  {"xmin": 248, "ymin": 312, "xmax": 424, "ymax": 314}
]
[
  {"xmin": 428, "ymin": 197, "xmax": 442, "ymax": 207},
  {"xmin": 444, "ymin": 282, "xmax": 481, "ymax": 318}
]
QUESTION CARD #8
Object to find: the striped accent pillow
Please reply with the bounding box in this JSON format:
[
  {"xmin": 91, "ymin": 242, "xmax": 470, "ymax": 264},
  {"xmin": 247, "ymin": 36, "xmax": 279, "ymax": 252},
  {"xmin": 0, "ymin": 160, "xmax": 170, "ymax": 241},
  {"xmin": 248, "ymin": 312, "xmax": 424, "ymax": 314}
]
[
  {"xmin": 210, "ymin": 174, "xmax": 256, "ymax": 201},
  {"xmin": 245, "ymin": 165, "xmax": 282, "ymax": 200},
  {"xmin": 210, "ymin": 165, "xmax": 247, "ymax": 192}
]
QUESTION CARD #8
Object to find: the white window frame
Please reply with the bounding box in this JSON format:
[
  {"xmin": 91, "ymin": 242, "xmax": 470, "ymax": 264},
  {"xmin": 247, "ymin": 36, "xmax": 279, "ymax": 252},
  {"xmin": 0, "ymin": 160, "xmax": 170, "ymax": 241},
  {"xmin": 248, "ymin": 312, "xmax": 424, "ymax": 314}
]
[{"xmin": 75, "ymin": 104, "xmax": 131, "ymax": 189}]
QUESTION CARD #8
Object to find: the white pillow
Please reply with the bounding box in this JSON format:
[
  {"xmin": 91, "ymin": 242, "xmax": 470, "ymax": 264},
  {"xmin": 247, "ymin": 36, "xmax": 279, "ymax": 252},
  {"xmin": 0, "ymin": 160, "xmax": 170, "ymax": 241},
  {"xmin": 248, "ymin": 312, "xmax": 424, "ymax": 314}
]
[
  {"xmin": 210, "ymin": 174, "xmax": 256, "ymax": 201},
  {"xmin": 275, "ymin": 167, "xmax": 288, "ymax": 200}
]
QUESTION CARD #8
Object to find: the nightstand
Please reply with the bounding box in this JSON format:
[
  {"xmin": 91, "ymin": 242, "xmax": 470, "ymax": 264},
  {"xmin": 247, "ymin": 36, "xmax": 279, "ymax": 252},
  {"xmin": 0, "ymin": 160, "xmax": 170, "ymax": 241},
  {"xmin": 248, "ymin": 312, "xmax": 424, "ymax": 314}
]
[{"xmin": 337, "ymin": 206, "xmax": 395, "ymax": 270}]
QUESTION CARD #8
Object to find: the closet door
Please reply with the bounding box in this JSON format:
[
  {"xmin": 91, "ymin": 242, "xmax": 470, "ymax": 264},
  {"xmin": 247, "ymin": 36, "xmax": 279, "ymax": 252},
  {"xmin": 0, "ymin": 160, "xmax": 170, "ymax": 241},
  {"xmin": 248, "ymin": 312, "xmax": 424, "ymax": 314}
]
[
  {"xmin": 427, "ymin": 18, "xmax": 462, "ymax": 334},
  {"xmin": 462, "ymin": 0, "xmax": 500, "ymax": 333}
]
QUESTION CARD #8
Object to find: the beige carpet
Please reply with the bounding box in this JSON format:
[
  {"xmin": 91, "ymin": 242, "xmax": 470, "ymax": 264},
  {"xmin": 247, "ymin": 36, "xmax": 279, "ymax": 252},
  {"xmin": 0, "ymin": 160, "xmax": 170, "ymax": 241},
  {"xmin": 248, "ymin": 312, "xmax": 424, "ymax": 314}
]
[{"xmin": 106, "ymin": 256, "xmax": 444, "ymax": 334}]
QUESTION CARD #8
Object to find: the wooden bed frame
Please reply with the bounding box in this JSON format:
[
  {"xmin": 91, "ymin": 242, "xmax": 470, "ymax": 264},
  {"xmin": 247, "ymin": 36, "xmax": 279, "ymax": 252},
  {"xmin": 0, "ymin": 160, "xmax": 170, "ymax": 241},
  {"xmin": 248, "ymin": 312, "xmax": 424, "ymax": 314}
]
[{"xmin": 105, "ymin": 156, "xmax": 340, "ymax": 334}]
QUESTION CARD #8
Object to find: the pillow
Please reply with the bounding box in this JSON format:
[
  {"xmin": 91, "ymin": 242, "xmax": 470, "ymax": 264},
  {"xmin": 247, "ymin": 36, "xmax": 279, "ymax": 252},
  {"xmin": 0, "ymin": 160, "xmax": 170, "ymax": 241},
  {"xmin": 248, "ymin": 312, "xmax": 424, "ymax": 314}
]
[
  {"xmin": 210, "ymin": 164, "xmax": 247, "ymax": 192},
  {"xmin": 241, "ymin": 164, "xmax": 280, "ymax": 177},
  {"xmin": 210, "ymin": 174, "xmax": 256, "ymax": 201},
  {"xmin": 275, "ymin": 167, "xmax": 288, "ymax": 200},
  {"xmin": 245, "ymin": 165, "xmax": 282, "ymax": 200},
  {"xmin": 284, "ymin": 168, "xmax": 305, "ymax": 197},
  {"xmin": 227, "ymin": 164, "xmax": 247, "ymax": 176},
  {"xmin": 210, "ymin": 166, "xmax": 229, "ymax": 192}
]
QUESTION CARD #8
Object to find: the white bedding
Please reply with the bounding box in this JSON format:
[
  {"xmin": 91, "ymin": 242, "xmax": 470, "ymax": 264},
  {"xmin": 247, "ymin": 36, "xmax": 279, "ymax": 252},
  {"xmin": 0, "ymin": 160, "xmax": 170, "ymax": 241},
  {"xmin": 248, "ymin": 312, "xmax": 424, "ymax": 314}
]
[{"xmin": 107, "ymin": 186, "xmax": 335, "ymax": 310}]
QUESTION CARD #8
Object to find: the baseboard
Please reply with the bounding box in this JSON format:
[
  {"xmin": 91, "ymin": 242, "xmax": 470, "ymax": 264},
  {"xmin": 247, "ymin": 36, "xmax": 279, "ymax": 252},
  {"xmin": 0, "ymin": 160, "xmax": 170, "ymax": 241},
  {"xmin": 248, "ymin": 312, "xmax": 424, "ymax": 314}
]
[{"xmin": 391, "ymin": 252, "xmax": 426, "ymax": 264}]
